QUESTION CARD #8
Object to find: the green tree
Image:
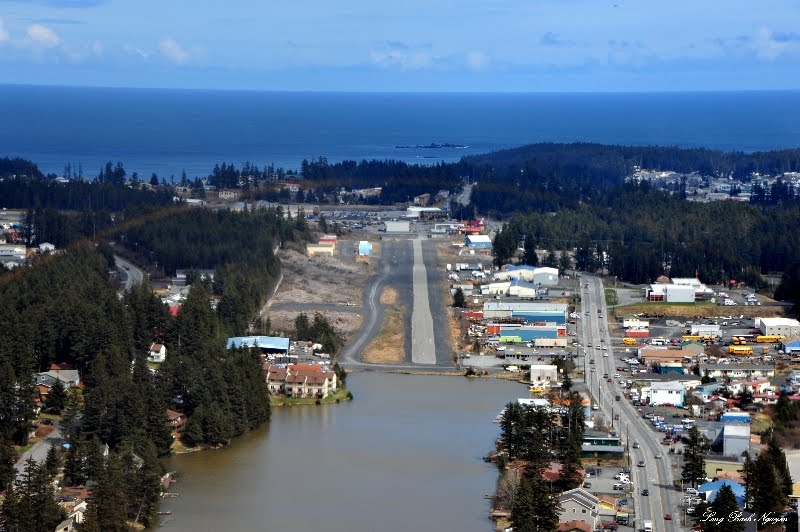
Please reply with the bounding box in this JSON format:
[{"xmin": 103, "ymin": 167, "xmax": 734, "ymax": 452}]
[
  {"xmin": 45, "ymin": 379, "xmax": 68, "ymax": 413},
  {"xmin": 558, "ymin": 250, "xmax": 572, "ymax": 273},
  {"xmin": 1, "ymin": 458, "xmax": 66, "ymax": 532},
  {"xmin": 682, "ymin": 426, "xmax": 709, "ymax": 488},
  {"xmin": 294, "ymin": 312, "xmax": 311, "ymax": 340},
  {"xmin": 83, "ymin": 453, "xmax": 130, "ymax": 532},
  {"xmin": 44, "ymin": 445, "xmax": 60, "ymax": 478},
  {"xmin": 542, "ymin": 250, "xmax": 557, "ymax": 268},
  {"xmin": 704, "ymin": 484, "xmax": 745, "ymax": 532},
  {"xmin": 511, "ymin": 475, "xmax": 560, "ymax": 532},
  {"xmin": 452, "ymin": 287, "xmax": 466, "ymax": 308},
  {"xmin": 522, "ymin": 235, "xmax": 539, "ymax": 266}
]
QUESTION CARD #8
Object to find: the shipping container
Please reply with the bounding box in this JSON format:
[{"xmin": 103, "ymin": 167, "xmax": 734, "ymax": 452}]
[{"xmin": 626, "ymin": 329, "xmax": 650, "ymax": 338}]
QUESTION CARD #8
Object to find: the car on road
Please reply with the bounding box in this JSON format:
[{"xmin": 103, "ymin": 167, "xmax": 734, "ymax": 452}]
[
  {"xmin": 607, "ymin": 378, "xmax": 612, "ymax": 382},
  {"xmin": 637, "ymin": 460, "xmax": 645, "ymax": 467},
  {"xmin": 603, "ymin": 352, "xmax": 609, "ymax": 357},
  {"xmin": 642, "ymin": 489, "xmax": 649, "ymax": 496},
  {"xmin": 664, "ymin": 514, "xmax": 673, "ymax": 521},
  {"xmin": 590, "ymin": 359, "xmax": 595, "ymax": 364},
  {"xmin": 592, "ymin": 404, "xmax": 599, "ymax": 410},
  {"xmin": 655, "ymin": 453, "xmax": 662, "ymax": 459},
  {"xmin": 583, "ymin": 482, "xmax": 591, "ymax": 488},
  {"xmin": 613, "ymin": 373, "xmax": 620, "ymax": 378},
  {"xmin": 603, "ymin": 373, "xmax": 609, "ymax": 378},
  {"xmin": 633, "ymin": 441, "xmax": 640, "ymax": 449}
]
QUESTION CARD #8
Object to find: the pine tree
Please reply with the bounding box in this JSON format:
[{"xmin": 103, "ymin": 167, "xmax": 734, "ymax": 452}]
[
  {"xmin": 44, "ymin": 445, "xmax": 60, "ymax": 478},
  {"xmin": 511, "ymin": 475, "xmax": 560, "ymax": 532},
  {"xmin": 45, "ymin": 379, "xmax": 68, "ymax": 413},
  {"xmin": 85, "ymin": 453, "xmax": 130, "ymax": 532},
  {"xmin": 452, "ymin": 287, "xmax": 466, "ymax": 308},
  {"xmin": 704, "ymin": 484, "xmax": 744, "ymax": 532},
  {"xmin": 0, "ymin": 439, "xmax": 14, "ymax": 489},
  {"xmin": 682, "ymin": 426, "xmax": 709, "ymax": 487},
  {"xmin": 766, "ymin": 435, "xmax": 793, "ymax": 498}
]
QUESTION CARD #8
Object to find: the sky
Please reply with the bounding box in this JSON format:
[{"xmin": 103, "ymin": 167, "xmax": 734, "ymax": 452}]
[{"xmin": 0, "ymin": 0, "xmax": 799, "ymax": 92}]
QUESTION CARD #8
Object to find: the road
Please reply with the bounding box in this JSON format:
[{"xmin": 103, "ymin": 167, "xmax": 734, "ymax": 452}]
[
  {"xmin": 15, "ymin": 425, "xmax": 62, "ymax": 479},
  {"xmin": 115, "ymin": 255, "xmax": 144, "ymax": 291},
  {"xmin": 580, "ymin": 274, "xmax": 680, "ymax": 531}
]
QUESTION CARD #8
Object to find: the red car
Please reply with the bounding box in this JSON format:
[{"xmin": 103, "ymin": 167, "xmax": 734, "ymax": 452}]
[
  {"xmin": 665, "ymin": 513, "xmax": 673, "ymax": 520},
  {"xmin": 607, "ymin": 378, "xmax": 612, "ymax": 382}
]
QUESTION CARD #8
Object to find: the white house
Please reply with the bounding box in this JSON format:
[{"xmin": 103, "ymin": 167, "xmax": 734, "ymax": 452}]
[
  {"xmin": 529, "ymin": 364, "xmax": 559, "ymax": 385},
  {"xmin": 148, "ymin": 343, "xmax": 167, "ymax": 363},
  {"xmin": 38, "ymin": 242, "xmax": 56, "ymax": 254},
  {"xmin": 558, "ymin": 488, "xmax": 600, "ymax": 530},
  {"xmin": 647, "ymin": 381, "xmax": 686, "ymax": 407}
]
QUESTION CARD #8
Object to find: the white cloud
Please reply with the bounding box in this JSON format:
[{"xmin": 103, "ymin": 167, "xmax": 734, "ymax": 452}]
[
  {"xmin": 370, "ymin": 46, "xmax": 433, "ymax": 70},
  {"xmin": 159, "ymin": 37, "xmax": 188, "ymax": 64},
  {"xmin": 123, "ymin": 44, "xmax": 151, "ymax": 59},
  {"xmin": 754, "ymin": 27, "xmax": 799, "ymax": 61},
  {"xmin": 26, "ymin": 23, "xmax": 61, "ymax": 48},
  {"xmin": 0, "ymin": 17, "xmax": 9, "ymax": 43},
  {"xmin": 467, "ymin": 51, "xmax": 489, "ymax": 71}
]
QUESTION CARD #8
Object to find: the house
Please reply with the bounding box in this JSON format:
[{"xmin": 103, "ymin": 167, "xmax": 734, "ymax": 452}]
[
  {"xmin": 413, "ymin": 193, "xmax": 431, "ymax": 206},
  {"xmin": 557, "ymin": 520, "xmax": 592, "ymax": 532},
  {"xmin": 465, "ymin": 234, "xmax": 493, "ymax": 249},
  {"xmin": 647, "ymin": 381, "xmax": 686, "ymax": 407},
  {"xmin": 166, "ymin": 409, "xmax": 187, "ymax": 433},
  {"xmin": 148, "ymin": 343, "xmax": 166, "ymax": 363},
  {"xmin": 265, "ymin": 364, "xmax": 338, "ymax": 399},
  {"xmin": 558, "ymin": 488, "xmax": 600, "ymax": 531},
  {"xmin": 35, "ymin": 365, "xmax": 81, "ymax": 388},
  {"xmin": 701, "ymin": 365, "xmax": 775, "ymax": 380},
  {"xmin": 38, "ymin": 242, "xmax": 56, "ymax": 254},
  {"xmin": 218, "ymin": 189, "xmax": 241, "ymax": 201}
]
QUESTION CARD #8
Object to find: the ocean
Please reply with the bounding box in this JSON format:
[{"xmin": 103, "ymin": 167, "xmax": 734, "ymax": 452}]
[{"xmin": 2, "ymin": 85, "xmax": 800, "ymax": 179}]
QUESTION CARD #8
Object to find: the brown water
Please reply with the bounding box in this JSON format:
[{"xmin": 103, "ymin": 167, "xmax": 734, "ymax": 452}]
[{"xmin": 159, "ymin": 373, "xmax": 523, "ymax": 532}]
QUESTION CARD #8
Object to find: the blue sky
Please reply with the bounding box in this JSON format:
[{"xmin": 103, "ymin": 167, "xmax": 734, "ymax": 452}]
[{"xmin": 0, "ymin": 0, "xmax": 799, "ymax": 91}]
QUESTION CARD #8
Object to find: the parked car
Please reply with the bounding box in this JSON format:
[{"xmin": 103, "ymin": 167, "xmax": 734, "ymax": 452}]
[{"xmin": 642, "ymin": 489, "xmax": 649, "ymax": 496}]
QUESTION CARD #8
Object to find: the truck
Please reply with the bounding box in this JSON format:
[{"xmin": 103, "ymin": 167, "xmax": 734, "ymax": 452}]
[{"xmin": 643, "ymin": 520, "xmax": 653, "ymax": 532}]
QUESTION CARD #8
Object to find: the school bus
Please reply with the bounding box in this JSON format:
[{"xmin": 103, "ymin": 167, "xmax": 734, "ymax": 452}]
[
  {"xmin": 756, "ymin": 335, "xmax": 785, "ymax": 343},
  {"xmin": 682, "ymin": 335, "xmax": 702, "ymax": 342},
  {"xmin": 729, "ymin": 345, "xmax": 754, "ymax": 355},
  {"xmin": 623, "ymin": 338, "xmax": 638, "ymax": 346}
]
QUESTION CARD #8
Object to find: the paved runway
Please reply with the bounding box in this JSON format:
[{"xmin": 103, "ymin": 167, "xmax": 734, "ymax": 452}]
[{"xmin": 411, "ymin": 237, "xmax": 436, "ymax": 364}]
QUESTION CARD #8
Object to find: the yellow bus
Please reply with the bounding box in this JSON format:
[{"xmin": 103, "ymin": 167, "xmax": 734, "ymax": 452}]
[
  {"xmin": 729, "ymin": 345, "xmax": 753, "ymax": 355},
  {"xmin": 623, "ymin": 338, "xmax": 638, "ymax": 346},
  {"xmin": 682, "ymin": 335, "xmax": 701, "ymax": 342},
  {"xmin": 756, "ymin": 335, "xmax": 785, "ymax": 343}
]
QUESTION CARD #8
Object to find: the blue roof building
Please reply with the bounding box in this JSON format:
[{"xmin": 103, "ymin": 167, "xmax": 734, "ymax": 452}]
[
  {"xmin": 226, "ymin": 336, "xmax": 290, "ymax": 353},
  {"xmin": 698, "ymin": 479, "xmax": 746, "ymax": 507}
]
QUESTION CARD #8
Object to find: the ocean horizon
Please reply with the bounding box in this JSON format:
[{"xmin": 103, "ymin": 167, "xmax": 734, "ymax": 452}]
[{"xmin": 2, "ymin": 84, "xmax": 800, "ymax": 179}]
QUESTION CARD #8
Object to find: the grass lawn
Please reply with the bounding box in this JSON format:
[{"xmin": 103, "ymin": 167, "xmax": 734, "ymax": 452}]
[
  {"xmin": 604, "ymin": 288, "xmax": 619, "ymax": 306},
  {"xmin": 270, "ymin": 387, "xmax": 352, "ymax": 406}
]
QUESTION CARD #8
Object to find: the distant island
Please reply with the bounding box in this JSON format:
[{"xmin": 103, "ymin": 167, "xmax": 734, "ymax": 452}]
[{"xmin": 395, "ymin": 142, "xmax": 468, "ymax": 149}]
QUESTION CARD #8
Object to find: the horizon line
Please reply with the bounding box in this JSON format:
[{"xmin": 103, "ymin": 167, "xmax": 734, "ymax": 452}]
[{"xmin": 3, "ymin": 82, "xmax": 800, "ymax": 96}]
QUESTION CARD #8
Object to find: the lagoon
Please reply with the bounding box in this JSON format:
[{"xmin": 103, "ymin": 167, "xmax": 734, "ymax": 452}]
[{"xmin": 160, "ymin": 372, "xmax": 522, "ymax": 531}]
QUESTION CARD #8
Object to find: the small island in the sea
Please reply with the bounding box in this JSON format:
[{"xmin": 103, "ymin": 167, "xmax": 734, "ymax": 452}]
[{"xmin": 395, "ymin": 142, "xmax": 468, "ymax": 149}]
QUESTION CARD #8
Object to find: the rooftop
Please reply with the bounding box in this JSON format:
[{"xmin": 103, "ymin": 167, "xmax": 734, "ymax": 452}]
[{"xmin": 758, "ymin": 317, "xmax": 800, "ymax": 326}]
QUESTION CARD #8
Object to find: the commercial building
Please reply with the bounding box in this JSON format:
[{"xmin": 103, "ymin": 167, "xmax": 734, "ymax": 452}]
[
  {"xmin": 406, "ymin": 206, "xmax": 446, "ymax": 220},
  {"xmin": 701, "ymin": 365, "xmax": 775, "ymax": 380},
  {"xmin": 465, "ymin": 234, "xmax": 493, "ymax": 249},
  {"xmin": 385, "ymin": 220, "xmax": 410, "ymax": 233},
  {"xmin": 226, "ymin": 336, "xmax": 290, "ymax": 355},
  {"xmin": 756, "ymin": 317, "xmax": 800, "ymax": 337},
  {"xmin": 529, "ymin": 364, "xmax": 559, "ymax": 384},
  {"xmin": 645, "ymin": 283, "xmax": 695, "ymax": 303},
  {"xmin": 647, "ymin": 381, "xmax": 686, "ymax": 407},
  {"xmin": 487, "ymin": 323, "xmax": 567, "ymax": 342},
  {"xmin": 493, "ymin": 265, "xmax": 559, "ymax": 286},
  {"xmin": 483, "ymin": 302, "xmax": 568, "ymax": 324},
  {"xmin": 264, "ymin": 364, "xmax": 338, "ymax": 399}
]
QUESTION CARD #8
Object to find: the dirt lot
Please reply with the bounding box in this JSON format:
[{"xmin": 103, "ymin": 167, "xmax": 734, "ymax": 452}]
[
  {"xmin": 272, "ymin": 249, "xmax": 367, "ymax": 306},
  {"xmin": 363, "ymin": 288, "xmax": 406, "ymax": 364},
  {"xmin": 268, "ymin": 310, "xmax": 363, "ymax": 342},
  {"xmin": 611, "ymin": 301, "xmax": 784, "ymax": 319}
]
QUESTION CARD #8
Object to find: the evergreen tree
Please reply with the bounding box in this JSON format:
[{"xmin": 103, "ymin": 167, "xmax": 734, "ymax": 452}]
[
  {"xmin": 542, "ymin": 250, "xmax": 557, "ymax": 268},
  {"xmin": 704, "ymin": 484, "xmax": 744, "ymax": 532},
  {"xmin": 0, "ymin": 439, "xmax": 14, "ymax": 489},
  {"xmin": 558, "ymin": 250, "xmax": 572, "ymax": 272},
  {"xmin": 522, "ymin": 235, "xmax": 539, "ymax": 266},
  {"xmin": 766, "ymin": 435, "xmax": 793, "ymax": 499},
  {"xmin": 682, "ymin": 426, "xmax": 709, "ymax": 487},
  {"xmin": 45, "ymin": 379, "xmax": 68, "ymax": 413},
  {"xmin": 511, "ymin": 475, "xmax": 560, "ymax": 532},
  {"xmin": 84, "ymin": 453, "xmax": 130, "ymax": 532},
  {"xmin": 452, "ymin": 287, "xmax": 466, "ymax": 308},
  {"xmin": 44, "ymin": 445, "xmax": 60, "ymax": 478},
  {"xmin": 294, "ymin": 312, "xmax": 311, "ymax": 340},
  {"xmin": 1, "ymin": 458, "xmax": 66, "ymax": 532}
]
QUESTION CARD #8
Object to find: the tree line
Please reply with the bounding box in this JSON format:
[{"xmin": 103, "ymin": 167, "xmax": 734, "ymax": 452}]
[{"xmin": 496, "ymin": 395, "xmax": 585, "ymax": 532}]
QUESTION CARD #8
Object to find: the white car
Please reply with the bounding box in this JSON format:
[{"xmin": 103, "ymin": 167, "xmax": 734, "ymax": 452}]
[
  {"xmin": 603, "ymin": 353, "xmax": 609, "ymax": 357},
  {"xmin": 614, "ymin": 373, "xmax": 620, "ymax": 378}
]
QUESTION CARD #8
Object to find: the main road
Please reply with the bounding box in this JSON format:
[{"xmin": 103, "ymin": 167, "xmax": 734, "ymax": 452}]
[
  {"xmin": 580, "ymin": 274, "xmax": 680, "ymax": 531},
  {"xmin": 114, "ymin": 255, "xmax": 144, "ymax": 291}
]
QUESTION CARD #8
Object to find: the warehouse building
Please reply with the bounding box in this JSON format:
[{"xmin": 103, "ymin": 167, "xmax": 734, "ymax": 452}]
[
  {"xmin": 480, "ymin": 282, "xmax": 511, "ymax": 296},
  {"xmin": 756, "ymin": 317, "xmax": 800, "ymax": 337},
  {"xmin": 721, "ymin": 424, "xmax": 751, "ymax": 458},
  {"xmin": 529, "ymin": 364, "xmax": 559, "ymax": 384},
  {"xmin": 645, "ymin": 283, "xmax": 696, "ymax": 303},
  {"xmin": 465, "ymin": 234, "xmax": 493, "ymax": 249},
  {"xmin": 647, "ymin": 381, "xmax": 686, "ymax": 407},
  {"xmin": 493, "ymin": 265, "xmax": 559, "ymax": 286},
  {"xmin": 691, "ymin": 324, "xmax": 722, "ymax": 337},
  {"xmin": 483, "ymin": 302, "xmax": 568, "ymax": 324},
  {"xmin": 385, "ymin": 220, "xmax": 410, "ymax": 233},
  {"xmin": 487, "ymin": 323, "xmax": 567, "ymax": 341}
]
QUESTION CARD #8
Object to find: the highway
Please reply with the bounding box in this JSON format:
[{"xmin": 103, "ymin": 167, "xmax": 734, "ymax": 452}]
[
  {"xmin": 114, "ymin": 255, "xmax": 144, "ymax": 291},
  {"xmin": 580, "ymin": 274, "xmax": 681, "ymax": 531}
]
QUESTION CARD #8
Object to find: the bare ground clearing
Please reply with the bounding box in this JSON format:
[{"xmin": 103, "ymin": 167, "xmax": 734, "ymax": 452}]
[
  {"xmin": 363, "ymin": 288, "xmax": 406, "ymax": 364},
  {"xmin": 271, "ymin": 249, "xmax": 366, "ymax": 307}
]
